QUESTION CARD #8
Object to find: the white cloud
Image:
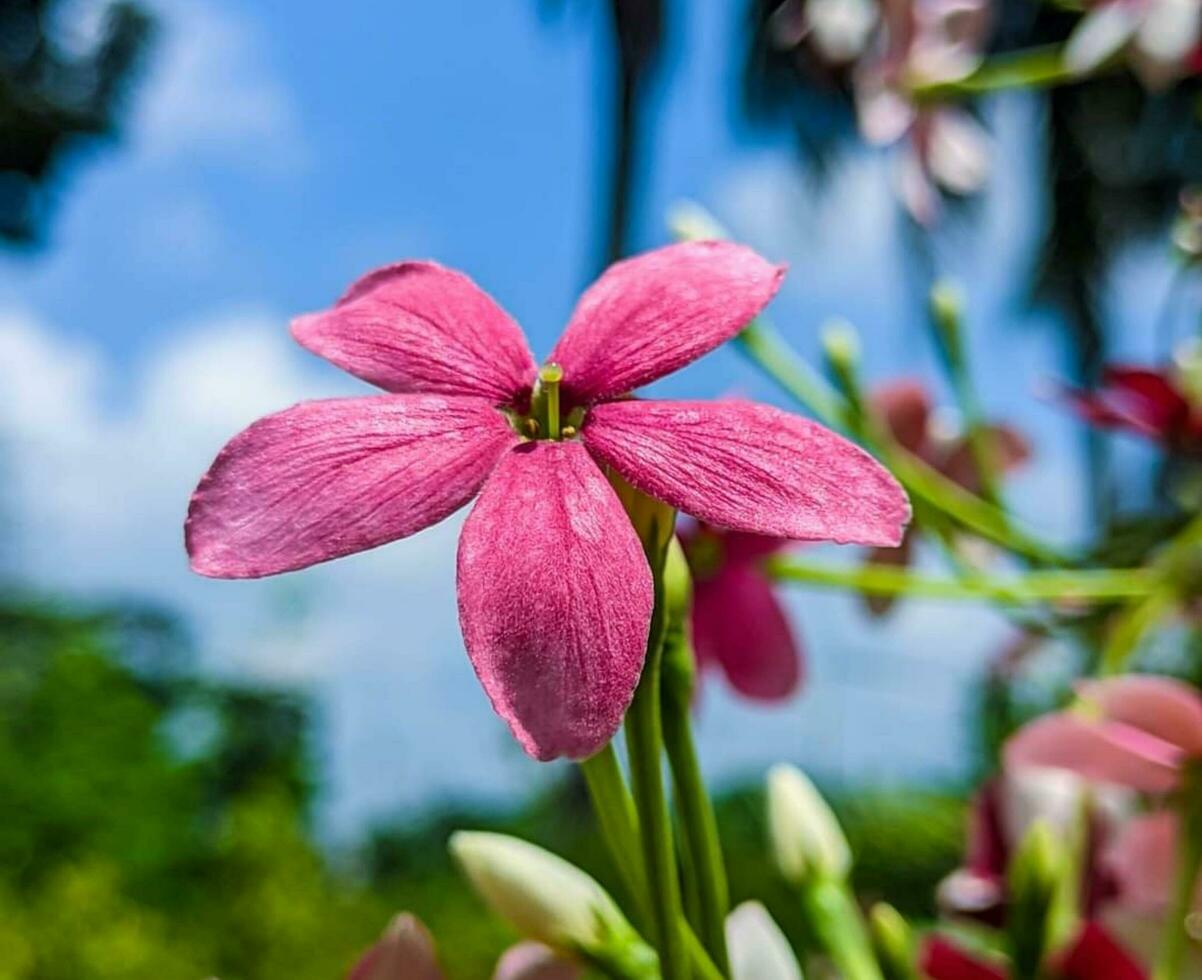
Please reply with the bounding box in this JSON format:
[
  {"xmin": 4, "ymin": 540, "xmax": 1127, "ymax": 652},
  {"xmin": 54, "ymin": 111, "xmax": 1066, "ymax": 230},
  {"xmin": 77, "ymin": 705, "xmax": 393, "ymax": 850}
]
[
  {"xmin": 133, "ymin": 0, "xmax": 306, "ymax": 168},
  {"xmin": 0, "ymin": 308, "xmax": 541, "ymax": 832}
]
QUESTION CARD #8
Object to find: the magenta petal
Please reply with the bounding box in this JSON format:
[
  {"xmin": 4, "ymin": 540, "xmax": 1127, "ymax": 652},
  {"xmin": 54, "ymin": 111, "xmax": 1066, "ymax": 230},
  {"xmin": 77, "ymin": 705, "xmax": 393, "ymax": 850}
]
[
  {"xmin": 1079, "ymin": 675, "xmax": 1202, "ymax": 757},
  {"xmin": 919, "ymin": 937, "xmax": 1008, "ymax": 980},
  {"xmin": 692, "ymin": 564, "xmax": 802, "ymax": 700},
  {"xmin": 292, "ymin": 261, "xmax": 537, "ymax": 403},
  {"xmin": 493, "ymin": 943, "xmax": 580, "ymax": 980},
  {"xmin": 187, "ymin": 394, "xmax": 516, "ymax": 578},
  {"xmin": 1105, "ymin": 811, "xmax": 1177, "ymax": 915},
  {"xmin": 1060, "ymin": 922, "xmax": 1147, "ymax": 980},
  {"xmin": 548, "ymin": 242, "xmax": 785, "ymax": 404},
  {"xmin": 348, "ymin": 914, "xmax": 443, "ymax": 980},
  {"xmin": 584, "ymin": 400, "xmax": 911, "ymax": 545},
  {"xmin": 1004, "ymin": 713, "xmax": 1183, "ymax": 794},
  {"xmin": 456, "ymin": 442, "xmax": 653, "ymax": 761}
]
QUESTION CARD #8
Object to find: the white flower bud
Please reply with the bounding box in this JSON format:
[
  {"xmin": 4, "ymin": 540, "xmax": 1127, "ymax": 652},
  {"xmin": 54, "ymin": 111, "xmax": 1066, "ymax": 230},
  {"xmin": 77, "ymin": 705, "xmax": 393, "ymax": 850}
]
[
  {"xmin": 449, "ymin": 831, "xmax": 634, "ymax": 954},
  {"xmin": 767, "ymin": 764, "xmax": 851, "ymax": 885},
  {"xmin": 726, "ymin": 902, "xmax": 804, "ymax": 980}
]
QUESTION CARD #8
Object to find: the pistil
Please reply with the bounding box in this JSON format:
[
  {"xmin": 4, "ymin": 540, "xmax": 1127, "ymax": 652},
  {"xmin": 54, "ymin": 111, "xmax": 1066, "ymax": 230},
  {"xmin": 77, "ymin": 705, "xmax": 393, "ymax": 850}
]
[{"xmin": 539, "ymin": 362, "xmax": 564, "ymax": 439}]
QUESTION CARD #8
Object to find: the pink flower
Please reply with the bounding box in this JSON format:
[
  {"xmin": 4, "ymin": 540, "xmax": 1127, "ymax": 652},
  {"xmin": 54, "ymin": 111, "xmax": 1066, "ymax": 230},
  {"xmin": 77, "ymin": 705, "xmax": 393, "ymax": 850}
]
[
  {"xmin": 936, "ymin": 771, "xmax": 1125, "ymax": 926},
  {"xmin": 347, "ymin": 913, "xmax": 577, "ymax": 980},
  {"xmin": 864, "ymin": 379, "xmax": 1029, "ymax": 615},
  {"xmin": 1005, "ymin": 675, "xmax": 1202, "ymax": 794},
  {"xmin": 1105, "ymin": 810, "xmax": 1195, "ymax": 915},
  {"xmin": 1063, "ymin": 365, "xmax": 1202, "ymax": 456},
  {"xmin": 921, "ymin": 922, "xmax": 1146, "ymax": 979},
  {"xmin": 186, "ymin": 243, "xmax": 910, "ymax": 761},
  {"xmin": 854, "ymin": 0, "xmax": 992, "ymax": 223},
  {"xmin": 680, "ymin": 523, "xmax": 803, "ymax": 701}
]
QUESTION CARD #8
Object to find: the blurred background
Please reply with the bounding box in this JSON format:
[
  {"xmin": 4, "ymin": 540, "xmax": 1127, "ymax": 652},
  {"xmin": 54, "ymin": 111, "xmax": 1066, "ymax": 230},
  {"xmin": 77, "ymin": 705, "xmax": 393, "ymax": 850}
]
[{"xmin": 0, "ymin": 0, "xmax": 1198, "ymax": 976}]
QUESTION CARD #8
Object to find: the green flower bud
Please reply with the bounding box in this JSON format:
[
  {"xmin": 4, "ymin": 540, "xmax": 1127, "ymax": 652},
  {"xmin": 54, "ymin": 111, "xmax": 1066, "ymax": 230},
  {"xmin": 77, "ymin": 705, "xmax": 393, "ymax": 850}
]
[
  {"xmin": 767, "ymin": 764, "xmax": 851, "ymax": 886},
  {"xmin": 660, "ymin": 536, "xmax": 696, "ymax": 702},
  {"xmin": 1006, "ymin": 819, "xmax": 1065, "ymax": 979},
  {"xmin": 928, "ymin": 279, "xmax": 965, "ymax": 368},
  {"xmin": 605, "ymin": 467, "xmax": 675, "ymax": 568},
  {"xmin": 868, "ymin": 903, "xmax": 919, "ymax": 980},
  {"xmin": 667, "ymin": 201, "xmax": 730, "ymax": 243}
]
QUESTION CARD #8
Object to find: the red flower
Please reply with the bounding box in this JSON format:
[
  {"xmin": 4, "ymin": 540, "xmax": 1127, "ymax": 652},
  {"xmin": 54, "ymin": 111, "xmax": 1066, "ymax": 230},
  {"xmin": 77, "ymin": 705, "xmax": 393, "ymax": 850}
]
[
  {"xmin": 921, "ymin": 921, "xmax": 1146, "ymax": 980},
  {"xmin": 680, "ymin": 523, "xmax": 803, "ymax": 701},
  {"xmin": 864, "ymin": 379, "xmax": 1029, "ymax": 614},
  {"xmin": 1063, "ymin": 366, "xmax": 1202, "ymax": 455}
]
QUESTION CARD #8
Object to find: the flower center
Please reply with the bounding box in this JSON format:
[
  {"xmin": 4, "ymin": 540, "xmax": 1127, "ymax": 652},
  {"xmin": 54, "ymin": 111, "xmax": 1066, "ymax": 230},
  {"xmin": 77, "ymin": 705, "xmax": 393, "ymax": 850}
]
[{"xmin": 517, "ymin": 362, "xmax": 586, "ymax": 441}]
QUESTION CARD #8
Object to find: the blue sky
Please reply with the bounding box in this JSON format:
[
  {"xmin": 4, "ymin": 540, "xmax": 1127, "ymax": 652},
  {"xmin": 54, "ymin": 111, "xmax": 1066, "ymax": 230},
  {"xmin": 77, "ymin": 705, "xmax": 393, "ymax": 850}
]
[{"xmin": 0, "ymin": 0, "xmax": 1184, "ymax": 836}]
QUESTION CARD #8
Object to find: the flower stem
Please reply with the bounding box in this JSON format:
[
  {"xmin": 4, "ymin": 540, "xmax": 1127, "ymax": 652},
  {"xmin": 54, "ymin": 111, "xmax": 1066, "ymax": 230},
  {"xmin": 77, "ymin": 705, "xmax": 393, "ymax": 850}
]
[
  {"xmin": 802, "ymin": 878, "xmax": 886, "ymax": 980},
  {"xmin": 910, "ymin": 44, "xmax": 1080, "ymax": 101},
  {"xmin": 625, "ymin": 565, "xmax": 688, "ymax": 979},
  {"xmin": 661, "ymin": 630, "xmax": 731, "ymax": 974},
  {"xmin": 579, "ymin": 745, "xmax": 725, "ymax": 980},
  {"xmin": 766, "ymin": 559, "xmax": 1154, "ymax": 604},
  {"xmin": 1154, "ymin": 772, "xmax": 1202, "ymax": 980},
  {"xmin": 736, "ymin": 318, "xmax": 1064, "ymax": 565},
  {"xmin": 580, "ymin": 743, "xmax": 650, "ymax": 928}
]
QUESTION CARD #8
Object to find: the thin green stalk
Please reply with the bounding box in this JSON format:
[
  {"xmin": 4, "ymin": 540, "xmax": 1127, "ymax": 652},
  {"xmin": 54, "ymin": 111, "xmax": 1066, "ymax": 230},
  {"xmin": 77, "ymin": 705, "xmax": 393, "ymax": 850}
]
[
  {"xmin": 1098, "ymin": 512, "xmax": 1202, "ymax": 675},
  {"xmin": 928, "ymin": 282, "xmax": 1004, "ymax": 510},
  {"xmin": 910, "ymin": 44, "xmax": 1080, "ymax": 101},
  {"xmin": 1154, "ymin": 773, "xmax": 1202, "ymax": 980},
  {"xmin": 625, "ymin": 574, "xmax": 687, "ymax": 979},
  {"xmin": 802, "ymin": 878, "xmax": 886, "ymax": 980},
  {"xmin": 767, "ymin": 559, "xmax": 1154, "ymax": 604},
  {"xmin": 579, "ymin": 747, "xmax": 725, "ymax": 980},
  {"xmin": 737, "ymin": 318, "xmax": 1063, "ymax": 565},
  {"xmin": 580, "ymin": 744, "xmax": 650, "ymax": 928},
  {"xmin": 662, "ymin": 638, "xmax": 730, "ymax": 973}
]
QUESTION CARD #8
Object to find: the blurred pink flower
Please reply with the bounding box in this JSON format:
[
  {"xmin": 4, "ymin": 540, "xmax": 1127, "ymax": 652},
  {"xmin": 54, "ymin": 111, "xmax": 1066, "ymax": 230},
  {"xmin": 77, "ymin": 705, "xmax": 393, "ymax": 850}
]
[
  {"xmin": 347, "ymin": 914, "xmax": 577, "ymax": 980},
  {"xmin": 1063, "ymin": 365, "xmax": 1202, "ymax": 457},
  {"xmin": 864, "ymin": 379, "xmax": 1029, "ymax": 614},
  {"xmin": 921, "ymin": 921, "xmax": 1146, "ymax": 979},
  {"xmin": 937, "ymin": 771, "xmax": 1126, "ymax": 926},
  {"xmin": 1105, "ymin": 810, "xmax": 1192, "ymax": 915},
  {"xmin": 854, "ymin": 0, "xmax": 992, "ymax": 223},
  {"xmin": 769, "ymin": 0, "xmax": 880, "ymax": 67},
  {"xmin": 680, "ymin": 523, "xmax": 803, "ymax": 701},
  {"xmin": 1005, "ymin": 675, "xmax": 1202, "ymax": 794},
  {"xmin": 187, "ymin": 243, "xmax": 910, "ymax": 762},
  {"xmin": 1065, "ymin": 0, "xmax": 1202, "ymax": 88}
]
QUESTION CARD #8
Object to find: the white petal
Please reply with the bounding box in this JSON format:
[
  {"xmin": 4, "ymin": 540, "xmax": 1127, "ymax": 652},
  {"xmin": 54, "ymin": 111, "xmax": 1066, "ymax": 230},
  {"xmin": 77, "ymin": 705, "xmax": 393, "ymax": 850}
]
[
  {"xmin": 806, "ymin": 0, "xmax": 879, "ymax": 62},
  {"xmin": 1065, "ymin": 3, "xmax": 1142, "ymax": 73},
  {"xmin": 926, "ymin": 109, "xmax": 990, "ymax": 195},
  {"xmin": 1136, "ymin": 0, "xmax": 1202, "ymax": 74},
  {"xmin": 726, "ymin": 903, "xmax": 805, "ymax": 980}
]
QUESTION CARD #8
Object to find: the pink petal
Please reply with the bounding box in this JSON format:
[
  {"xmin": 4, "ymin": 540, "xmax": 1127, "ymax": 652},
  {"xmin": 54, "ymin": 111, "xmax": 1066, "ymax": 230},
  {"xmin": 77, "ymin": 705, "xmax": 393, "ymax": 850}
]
[
  {"xmin": 456, "ymin": 442, "xmax": 653, "ymax": 761},
  {"xmin": 292, "ymin": 261, "xmax": 537, "ymax": 404},
  {"xmin": 919, "ymin": 936, "xmax": 1008, "ymax": 980},
  {"xmin": 870, "ymin": 378, "xmax": 932, "ymax": 456},
  {"xmin": 1003, "ymin": 713, "xmax": 1183, "ymax": 794},
  {"xmin": 548, "ymin": 242, "xmax": 785, "ymax": 404},
  {"xmin": 692, "ymin": 563, "xmax": 803, "ymax": 701},
  {"xmin": 1059, "ymin": 922, "xmax": 1147, "ymax": 980},
  {"xmin": 348, "ymin": 913, "xmax": 443, "ymax": 980},
  {"xmin": 1105, "ymin": 811, "xmax": 1178, "ymax": 915},
  {"xmin": 583, "ymin": 399, "xmax": 910, "ymax": 545},
  {"xmin": 188, "ymin": 395, "xmax": 515, "ymax": 578},
  {"xmin": 493, "ymin": 943, "xmax": 580, "ymax": 980},
  {"xmin": 1079, "ymin": 675, "xmax": 1202, "ymax": 757}
]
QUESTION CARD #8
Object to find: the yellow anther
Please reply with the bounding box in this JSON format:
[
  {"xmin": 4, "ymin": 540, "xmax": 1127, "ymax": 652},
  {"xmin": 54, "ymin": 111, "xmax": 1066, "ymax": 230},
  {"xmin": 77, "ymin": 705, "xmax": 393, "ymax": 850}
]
[
  {"xmin": 561, "ymin": 425, "xmax": 577, "ymax": 438},
  {"xmin": 523, "ymin": 418, "xmax": 541, "ymax": 438}
]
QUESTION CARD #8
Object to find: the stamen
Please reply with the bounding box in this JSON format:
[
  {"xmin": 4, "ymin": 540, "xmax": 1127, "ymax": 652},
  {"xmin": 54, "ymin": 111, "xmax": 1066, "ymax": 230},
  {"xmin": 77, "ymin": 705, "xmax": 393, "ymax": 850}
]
[
  {"xmin": 539, "ymin": 362, "xmax": 563, "ymax": 439},
  {"xmin": 523, "ymin": 418, "xmax": 541, "ymax": 438},
  {"xmin": 561, "ymin": 425, "xmax": 577, "ymax": 439}
]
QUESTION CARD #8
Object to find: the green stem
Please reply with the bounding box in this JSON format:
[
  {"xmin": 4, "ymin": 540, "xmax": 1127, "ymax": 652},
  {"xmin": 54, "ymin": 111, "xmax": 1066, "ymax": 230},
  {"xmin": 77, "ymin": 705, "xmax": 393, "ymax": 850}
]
[
  {"xmin": 662, "ymin": 638, "xmax": 730, "ymax": 973},
  {"xmin": 1097, "ymin": 512, "xmax": 1202, "ymax": 675},
  {"xmin": 802, "ymin": 878, "xmax": 885, "ymax": 980},
  {"xmin": 767, "ymin": 559, "xmax": 1154, "ymax": 604},
  {"xmin": 580, "ymin": 744, "xmax": 650, "ymax": 929},
  {"xmin": 1154, "ymin": 776, "xmax": 1202, "ymax": 980},
  {"xmin": 910, "ymin": 44, "xmax": 1081, "ymax": 102},
  {"xmin": 625, "ymin": 573, "xmax": 687, "ymax": 979},
  {"xmin": 737, "ymin": 319, "xmax": 1064, "ymax": 565}
]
